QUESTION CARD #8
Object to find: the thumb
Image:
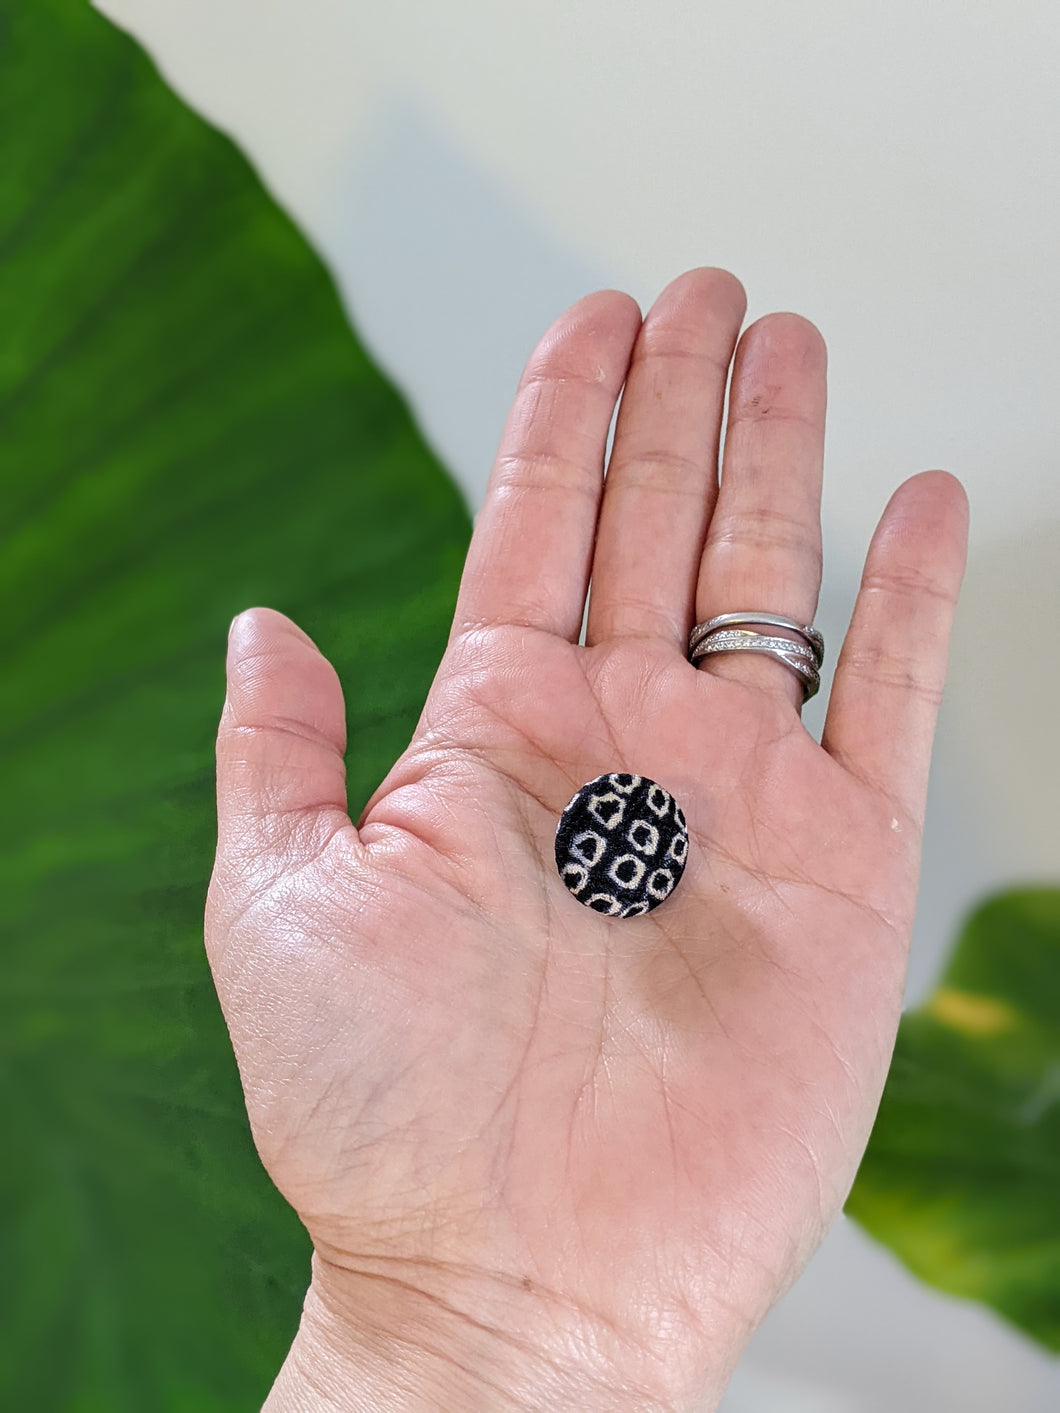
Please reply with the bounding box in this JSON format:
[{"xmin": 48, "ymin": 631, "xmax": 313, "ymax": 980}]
[{"xmin": 215, "ymin": 607, "xmax": 351, "ymax": 871}]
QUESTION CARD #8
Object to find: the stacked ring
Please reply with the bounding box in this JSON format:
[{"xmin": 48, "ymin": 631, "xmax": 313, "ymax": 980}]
[{"xmin": 688, "ymin": 612, "xmax": 824, "ymax": 701}]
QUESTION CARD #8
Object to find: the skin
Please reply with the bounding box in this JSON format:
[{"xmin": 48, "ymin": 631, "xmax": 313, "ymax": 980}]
[{"xmin": 205, "ymin": 267, "xmax": 969, "ymax": 1411}]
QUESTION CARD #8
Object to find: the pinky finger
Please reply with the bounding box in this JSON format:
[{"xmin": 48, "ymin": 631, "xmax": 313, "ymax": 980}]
[{"xmin": 821, "ymin": 471, "xmax": 969, "ymax": 826}]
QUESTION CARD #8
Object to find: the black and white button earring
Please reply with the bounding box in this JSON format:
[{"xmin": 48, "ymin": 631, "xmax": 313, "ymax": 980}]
[{"xmin": 554, "ymin": 772, "xmax": 689, "ymax": 917}]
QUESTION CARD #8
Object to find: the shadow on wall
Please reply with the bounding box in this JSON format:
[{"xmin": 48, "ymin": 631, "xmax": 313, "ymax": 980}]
[
  {"xmin": 319, "ymin": 89, "xmax": 617, "ymax": 511},
  {"xmin": 946, "ymin": 519, "xmax": 1060, "ymax": 880}
]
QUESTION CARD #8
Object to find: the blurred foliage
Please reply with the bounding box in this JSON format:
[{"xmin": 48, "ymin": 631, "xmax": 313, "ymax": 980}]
[
  {"xmin": 0, "ymin": 1, "xmax": 470, "ymax": 1408},
  {"xmin": 848, "ymin": 887, "xmax": 1060, "ymax": 1351}
]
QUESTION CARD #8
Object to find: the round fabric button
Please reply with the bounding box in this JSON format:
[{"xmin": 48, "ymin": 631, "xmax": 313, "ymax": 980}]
[{"xmin": 554, "ymin": 773, "xmax": 689, "ymax": 917}]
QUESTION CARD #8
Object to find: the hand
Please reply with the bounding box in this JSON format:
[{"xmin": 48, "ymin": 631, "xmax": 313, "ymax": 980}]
[{"xmin": 205, "ymin": 268, "xmax": 968, "ymax": 1411}]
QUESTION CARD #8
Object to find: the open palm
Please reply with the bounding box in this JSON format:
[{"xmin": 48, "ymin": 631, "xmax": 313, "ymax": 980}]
[{"xmin": 206, "ymin": 269, "xmax": 967, "ymax": 1411}]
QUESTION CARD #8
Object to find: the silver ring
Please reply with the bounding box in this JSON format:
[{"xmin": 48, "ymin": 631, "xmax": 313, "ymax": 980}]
[
  {"xmin": 688, "ymin": 615, "xmax": 824, "ymax": 702},
  {"xmin": 693, "ymin": 629, "xmax": 817, "ymax": 665},
  {"xmin": 691, "ymin": 632, "xmax": 821, "ymax": 700},
  {"xmin": 688, "ymin": 612, "xmax": 824, "ymax": 668}
]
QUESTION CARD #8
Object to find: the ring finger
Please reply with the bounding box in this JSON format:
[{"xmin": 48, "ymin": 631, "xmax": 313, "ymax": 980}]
[{"xmin": 692, "ymin": 312, "xmax": 828, "ymax": 708}]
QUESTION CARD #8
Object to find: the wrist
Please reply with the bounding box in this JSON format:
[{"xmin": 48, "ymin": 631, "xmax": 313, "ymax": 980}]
[{"xmin": 264, "ymin": 1251, "xmax": 731, "ymax": 1412}]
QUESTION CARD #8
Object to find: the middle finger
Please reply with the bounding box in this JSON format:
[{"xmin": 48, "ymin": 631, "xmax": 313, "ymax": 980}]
[{"xmin": 584, "ymin": 267, "xmax": 747, "ymax": 650}]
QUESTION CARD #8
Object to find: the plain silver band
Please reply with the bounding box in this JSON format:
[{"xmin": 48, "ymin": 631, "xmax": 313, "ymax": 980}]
[
  {"xmin": 688, "ymin": 612, "xmax": 824, "ymax": 667},
  {"xmin": 691, "ymin": 632, "xmax": 821, "ymax": 701}
]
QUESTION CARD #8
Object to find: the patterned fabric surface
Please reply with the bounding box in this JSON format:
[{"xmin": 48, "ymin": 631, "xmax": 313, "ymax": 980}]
[{"xmin": 554, "ymin": 773, "xmax": 688, "ymax": 916}]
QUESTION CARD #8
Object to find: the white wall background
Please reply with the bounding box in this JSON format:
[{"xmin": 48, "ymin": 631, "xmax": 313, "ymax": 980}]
[{"xmin": 95, "ymin": 2, "xmax": 1060, "ymax": 1407}]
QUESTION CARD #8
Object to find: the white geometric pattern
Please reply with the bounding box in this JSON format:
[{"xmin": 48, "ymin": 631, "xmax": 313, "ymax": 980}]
[
  {"xmin": 571, "ymin": 830, "xmax": 606, "ymax": 867},
  {"xmin": 586, "ymin": 893, "xmax": 623, "ymax": 916},
  {"xmin": 627, "ymin": 819, "xmax": 660, "ymax": 856},
  {"xmin": 646, "ymin": 784, "xmax": 670, "ymax": 817},
  {"xmin": 608, "ymin": 853, "xmax": 646, "ymax": 890},
  {"xmin": 647, "ymin": 868, "xmax": 675, "ymax": 900},
  {"xmin": 562, "ymin": 863, "xmax": 589, "ymax": 894},
  {"xmin": 554, "ymin": 773, "xmax": 688, "ymax": 918},
  {"xmin": 588, "ymin": 792, "xmax": 625, "ymax": 829}
]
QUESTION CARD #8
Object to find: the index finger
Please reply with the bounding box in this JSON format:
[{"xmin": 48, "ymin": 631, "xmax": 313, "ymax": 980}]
[{"xmin": 449, "ymin": 289, "xmax": 642, "ymax": 643}]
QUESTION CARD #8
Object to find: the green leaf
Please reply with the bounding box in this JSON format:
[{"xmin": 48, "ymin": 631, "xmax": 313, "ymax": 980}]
[
  {"xmin": 0, "ymin": 2, "xmax": 471, "ymax": 1408},
  {"xmin": 847, "ymin": 887, "xmax": 1060, "ymax": 1351}
]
